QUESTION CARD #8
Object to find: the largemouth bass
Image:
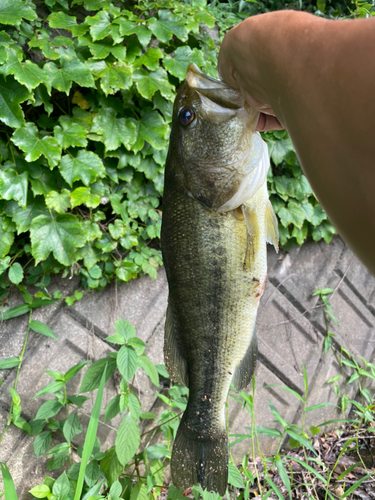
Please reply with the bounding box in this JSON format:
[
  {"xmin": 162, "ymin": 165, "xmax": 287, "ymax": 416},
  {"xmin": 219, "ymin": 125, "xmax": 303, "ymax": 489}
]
[{"xmin": 161, "ymin": 64, "xmax": 279, "ymax": 495}]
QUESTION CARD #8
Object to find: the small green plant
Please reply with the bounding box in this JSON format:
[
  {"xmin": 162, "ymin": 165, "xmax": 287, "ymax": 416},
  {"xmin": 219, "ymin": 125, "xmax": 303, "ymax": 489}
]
[
  {"xmin": 313, "ymin": 286, "xmax": 375, "ymax": 414},
  {"xmin": 312, "ymin": 287, "xmax": 338, "ymax": 354}
]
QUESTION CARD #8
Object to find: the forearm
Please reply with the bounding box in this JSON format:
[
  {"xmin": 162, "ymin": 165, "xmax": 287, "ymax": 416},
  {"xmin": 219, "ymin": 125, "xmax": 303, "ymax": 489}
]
[{"xmin": 219, "ymin": 12, "xmax": 375, "ymax": 274}]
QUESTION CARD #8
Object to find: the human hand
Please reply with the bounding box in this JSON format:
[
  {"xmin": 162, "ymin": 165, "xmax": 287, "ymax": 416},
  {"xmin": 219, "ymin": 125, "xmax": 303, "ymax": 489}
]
[{"xmin": 218, "ymin": 21, "xmax": 284, "ymax": 132}]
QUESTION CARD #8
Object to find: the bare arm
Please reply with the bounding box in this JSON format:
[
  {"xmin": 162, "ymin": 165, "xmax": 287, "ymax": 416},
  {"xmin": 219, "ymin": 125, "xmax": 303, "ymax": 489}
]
[{"xmin": 218, "ymin": 11, "xmax": 375, "ymax": 275}]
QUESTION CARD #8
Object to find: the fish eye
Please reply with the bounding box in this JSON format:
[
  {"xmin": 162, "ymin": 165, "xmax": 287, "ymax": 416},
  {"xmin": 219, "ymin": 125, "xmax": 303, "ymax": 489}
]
[{"xmin": 179, "ymin": 107, "xmax": 195, "ymax": 126}]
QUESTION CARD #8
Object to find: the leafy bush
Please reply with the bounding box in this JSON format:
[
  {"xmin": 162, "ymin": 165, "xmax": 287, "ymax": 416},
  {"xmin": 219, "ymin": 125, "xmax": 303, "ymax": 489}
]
[{"xmin": 0, "ymin": 0, "xmax": 344, "ymax": 300}]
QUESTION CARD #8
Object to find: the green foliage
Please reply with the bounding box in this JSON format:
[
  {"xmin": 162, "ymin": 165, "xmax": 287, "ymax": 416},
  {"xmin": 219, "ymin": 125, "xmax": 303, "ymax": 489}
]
[
  {"xmin": 265, "ymin": 130, "xmax": 336, "ymax": 248},
  {"xmin": 0, "ymin": 0, "xmax": 216, "ymax": 295},
  {"xmin": 0, "ymin": 0, "xmax": 340, "ymax": 299},
  {"xmin": 1, "ymin": 310, "xmax": 374, "ymax": 499}
]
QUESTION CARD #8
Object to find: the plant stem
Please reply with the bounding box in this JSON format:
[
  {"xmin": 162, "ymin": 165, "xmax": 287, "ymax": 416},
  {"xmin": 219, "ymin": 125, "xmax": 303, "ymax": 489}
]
[
  {"xmin": 64, "ymin": 386, "xmax": 72, "ymax": 467},
  {"xmin": 0, "ymin": 310, "xmax": 32, "ymax": 446}
]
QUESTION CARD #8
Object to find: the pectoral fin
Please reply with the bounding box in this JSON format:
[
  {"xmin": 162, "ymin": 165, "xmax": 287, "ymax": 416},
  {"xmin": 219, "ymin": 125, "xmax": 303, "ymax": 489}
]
[
  {"xmin": 164, "ymin": 303, "xmax": 189, "ymax": 387},
  {"xmin": 265, "ymin": 199, "xmax": 279, "ymax": 252},
  {"xmin": 241, "ymin": 204, "xmax": 259, "ymax": 270},
  {"xmin": 232, "ymin": 326, "xmax": 258, "ymax": 391}
]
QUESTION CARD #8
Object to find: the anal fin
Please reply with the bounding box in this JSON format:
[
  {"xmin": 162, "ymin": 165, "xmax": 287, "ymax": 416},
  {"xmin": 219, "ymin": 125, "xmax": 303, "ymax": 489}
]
[
  {"xmin": 265, "ymin": 199, "xmax": 279, "ymax": 252},
  {"xmin": 164, "ymin": 303, "xmax": 189, "ymax": 387},
  {"xmin": 232, "ymin": 327, "xmax": 258, "ymax": 391}
]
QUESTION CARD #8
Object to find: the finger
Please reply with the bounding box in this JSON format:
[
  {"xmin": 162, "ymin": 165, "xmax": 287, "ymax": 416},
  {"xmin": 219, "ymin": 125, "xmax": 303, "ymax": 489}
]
[{"xmin": 256, "ymin": 113, "xmax": 284, "ymax": 131}]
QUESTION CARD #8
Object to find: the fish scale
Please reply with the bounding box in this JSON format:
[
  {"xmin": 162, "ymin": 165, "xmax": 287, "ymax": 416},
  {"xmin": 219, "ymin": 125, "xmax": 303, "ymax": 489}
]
[{"xmin": 162, "ymin": 64, "xmax": 278, "ymax": 494}]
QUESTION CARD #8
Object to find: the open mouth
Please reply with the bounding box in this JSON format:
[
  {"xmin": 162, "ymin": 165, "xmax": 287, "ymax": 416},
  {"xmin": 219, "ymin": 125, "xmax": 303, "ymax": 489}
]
[{"xmin": 185, "ymin": 63, "xmax": 245, "ymax": 110}]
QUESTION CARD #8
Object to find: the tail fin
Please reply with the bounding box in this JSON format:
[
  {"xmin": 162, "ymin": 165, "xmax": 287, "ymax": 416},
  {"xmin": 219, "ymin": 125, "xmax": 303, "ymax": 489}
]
[{"xmin": 171, "ymin": 417, "xmax": 228, "ymax": 496}]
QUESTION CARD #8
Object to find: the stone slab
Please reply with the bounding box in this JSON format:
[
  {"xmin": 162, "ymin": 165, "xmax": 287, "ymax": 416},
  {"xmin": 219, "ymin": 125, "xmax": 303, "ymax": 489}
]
[
  {"xmin": 257, "ymin": 282, "xmax": 323, "ymax": 395},
  {"xmin": 0, "ymin": 310, "xmax": 123, "ymax": 452},
  {"xmin": 68, "ymin": 268, "xmax": 168, "ymax": 343},
  {"xmin": 334, "ymin": 245, "xmax": 375, "ymax": 314},
  {"xmin": 0, "ymin": 275, "xmax": 80, "ymax": 384},
  {"xmin": 328, "ymin": 282, "xmax": 375, "ymax": 362},
  {"xmin": 267, "ymin": 236, "xmax": 345, "ymax": 334},
  {"xmin": 228, "ymin": 361, "xmax": 302, "ymax": 461}
]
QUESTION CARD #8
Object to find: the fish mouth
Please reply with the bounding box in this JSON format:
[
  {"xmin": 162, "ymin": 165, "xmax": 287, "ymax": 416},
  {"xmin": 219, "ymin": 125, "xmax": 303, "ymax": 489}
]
[{"xmin": 185, "ymin": 63, "xmax": 245, "ymax": 110}]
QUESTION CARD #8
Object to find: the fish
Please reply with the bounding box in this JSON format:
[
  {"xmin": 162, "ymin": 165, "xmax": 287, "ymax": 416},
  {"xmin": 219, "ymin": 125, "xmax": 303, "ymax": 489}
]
[{"xmin": 161, "ymin": 63, "xmax": 279, "ymax": 495}]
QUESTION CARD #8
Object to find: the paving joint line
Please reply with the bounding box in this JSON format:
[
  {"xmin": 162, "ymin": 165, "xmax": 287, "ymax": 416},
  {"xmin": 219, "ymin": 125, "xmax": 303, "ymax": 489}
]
[
  {"xmin": 267, "ymin": 277, "xmax": 326, "ymax": 336},
  {"xmin": 63, "ymin": 307, "xmax": 111, "ymax": 344},
  {"xmin": 257, "ymin": 353, "xmax": 303, "ymax": 396},
  {"xmin": 334, "ymin": 267, "xmax": 375, "ymax": 319}
]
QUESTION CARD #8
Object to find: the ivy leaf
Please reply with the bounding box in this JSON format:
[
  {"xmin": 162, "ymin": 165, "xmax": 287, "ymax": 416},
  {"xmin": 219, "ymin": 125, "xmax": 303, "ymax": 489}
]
[
  {"xmin": 8, "ymin": 262, "xmax": 23, "ymax": 284},
  {"xmin": 301, "ymin": 200, "xmax": 314, "ymax": 222},
  {"xmin": 79, "ymin": 37, "xmax": 126, "ymax": 60},
  {"xmin": 11, "ymin": 123, "xmax": 61, "ymax": 168},
  {"xmin": 54, "ymin": 116, "xmax": 88, "ymax": 149},
  {"xmin": 0, "ymin": 220, "xmax": 14, "ymax": 257},
  {"xmin": 91, "ymin": 108, "xmax": 137, "ymax": 151},
  {"xmin": 115, "ymin": 413, "xmax": 140, "ymax": 466},
  {"xmin": 135, "ymin": 48, "xmax": 163, "ymax": 71},
  {"xmin": 267, "ymin": 136, "xmax": 294, "ymax": 166},
  {"xmin": 33, "ymin": 84, "xmax": 53, "ymax": 115},
  {"xmin": 47, "ymin": 11, "xmax": 78, "ymax": 30},
  {"xmin": 0, "ymin": 0, "xmax": 37, "ymax": 26},
  {"xmin": 291, "ymin": 222, "xmax": 308, "ymax": 245},
  {"xmin": 163, "ymin": 46, "xmax": 204, "ymax": 80},
  {"xmin": 6, "ymin": 196, "xmax": 48, "ymax": 234},
  {"xmin": 44, "ymin": 56, "xmax": 95, "ymax": 95},
  {"xmin": 59, "ymin": 150, "xmax": 105, "ymax": 187},
  {"xmin": 30, "ymin": 213, "xmax": 86, "ymax": 266},
  {"xmin": 312, "ymin": 220, "xmax": 336, "ymax": 244},
  {"xmin": 30, "ymin": 167, "xmax": 59, "ymax": 197},
  {"xmin": 0, "ymin": 168, "xmax": 28, "ymax": 207},
  {"xmin": 115, "ymin": 18, "xmax": 152, "ymax": 47},
  {"xmin": 278, "ymin": 201, "xmax": 306, "ymax": 229},
  {"xmin": 98, "ymin": 63, "xmax": 132, "ymax": 96},
  {"xmin": 131, "ymin": 109, "xmax": 169, "ymax": 152},
  {"xmin": 45, "ymin": 190, "xmax": 71, "ymax": 214},
  {"xmin": 86, "ymin": 11, "xmax": 112, "ymax": 41},
  {"xmin": 153, "ymin": 92, "xmax": 172, "ymax": 123},
  {"xmin": 133, "ymin": 68, "xmax": 174, "ymax": 101},
  {"xmin": 149, "ymin": 12, "xmax": 189, "ymax": 43},
  {"xmin": 137, "ymin": 156, "xmax": 159, "ymax": 181},
  {"xmin": 108, "ymin": 220, "xmax": 125, "ymax": 239},
  {"xmin": 0, "ymin": 75, "xmax": 30, "ymax": 128},
  {"xmin": 311, "ymin": 204, "xmax": 327, "ymax": 226},
  {"xmin": 70, "ymin": 187, "xmax": 101, "ymax": 209},
  {"xmin": 1, "ymin": 49, "xmax": 49, "ymax": 92}
]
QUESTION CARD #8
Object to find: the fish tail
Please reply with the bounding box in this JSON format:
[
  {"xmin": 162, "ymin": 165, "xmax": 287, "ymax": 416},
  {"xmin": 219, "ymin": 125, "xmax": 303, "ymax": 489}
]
[{"xmin": 171, "ymin": 417, "xmax": 228, "ymax": 496}]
